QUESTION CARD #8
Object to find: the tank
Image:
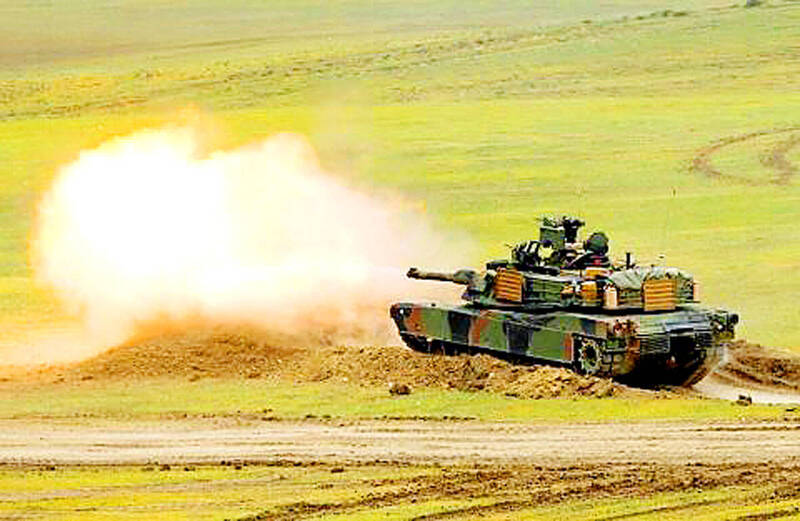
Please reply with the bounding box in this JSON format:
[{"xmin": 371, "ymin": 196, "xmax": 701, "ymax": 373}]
[{"xmin": 390, "ymin": 216, "xmax": 738, "ymax": 387}]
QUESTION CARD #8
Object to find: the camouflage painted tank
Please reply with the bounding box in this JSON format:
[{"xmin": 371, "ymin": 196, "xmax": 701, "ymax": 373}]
[{"xmin": 390, "ymin": 216, "xmax": 738, "ymax": 387}]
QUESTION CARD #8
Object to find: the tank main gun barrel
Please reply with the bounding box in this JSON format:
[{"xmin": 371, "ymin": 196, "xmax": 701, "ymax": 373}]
[{"xmin": 406, "ymin": 267, "xmax": 476, "ymax": 285}]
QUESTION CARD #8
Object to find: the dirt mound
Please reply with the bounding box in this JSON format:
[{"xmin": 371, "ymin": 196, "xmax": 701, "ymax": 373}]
[
  {"xmin": 718, "ymin": 340, "xmax": 800, "ymax": 391},
  {"xmin": 33, "ymin": 328, "xmax": 640, "ymax": 399},
  {"xmin": 54, "ymin": 329, "xmax": 302, "ymax": 381},
  {"xmin": 301, "ymin": 344, "xmax": 628, "ymax": 399},
  {"xmin": 29, "ymin": 330, "xmax": 800, "ymax": 399}
]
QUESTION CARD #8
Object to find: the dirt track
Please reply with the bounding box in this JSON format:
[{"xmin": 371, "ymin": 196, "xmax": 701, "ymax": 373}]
[
  {"xmin": 5, "ymin": 333, "xmax": 800, "ymax": 466},
  {"xmin": 697, "ymin": 340, "xmax": 800, "ymax": 404},
  {"xmin": 3, "ymin": 418, "xmax": 800, "ymax": 466},
  {"xmin": 5, "ymin": 334, "xmax": 800, "ymax": 519},
  {"xmin": 691, "ymin": 127, "xmax": 800, "ymax": 185}
]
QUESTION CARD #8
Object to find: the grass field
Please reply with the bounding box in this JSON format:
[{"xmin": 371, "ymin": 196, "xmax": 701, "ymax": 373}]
[
  {"xmin": 3, "ymin": 3, "xmax": 800, "ymax": 519},
  {"xmin": 2, "ymin": 0, "xmax": 800, "ymax": 348},
  {"xmin": 0, "ymin": 379, "xmax": 790, "ymax": 422},
  {"xmin": 4, "ymin": 464, "xmax": 798, "ymax": 521}
]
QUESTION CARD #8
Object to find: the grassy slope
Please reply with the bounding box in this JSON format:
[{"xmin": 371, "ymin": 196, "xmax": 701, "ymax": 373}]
[{"xmin": 2, "ymin": 1, "xmax": 799, "ymax": 348}]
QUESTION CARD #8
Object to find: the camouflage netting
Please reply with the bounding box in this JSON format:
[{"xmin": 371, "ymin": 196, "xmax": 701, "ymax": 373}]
[{"xmin": 608, "ymin": 266, "xmax": 693, "ymax": 290}]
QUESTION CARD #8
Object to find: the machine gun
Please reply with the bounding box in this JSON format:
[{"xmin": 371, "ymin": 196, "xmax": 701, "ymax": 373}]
[{"xmin": 486, "ymin": 215, "xmax": 588, "ymax": 273}]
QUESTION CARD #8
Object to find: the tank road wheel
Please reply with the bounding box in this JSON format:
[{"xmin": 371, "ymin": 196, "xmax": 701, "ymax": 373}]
[
  {"xmin": 669, "ymin": 341, "xmax": 724, "ymax": 386},
  {"xmin": 429, "ymin": 340, "xmax": 448, "ymax": 355},
  {"xmin": 443, "ymin": 341, "xmax": 460, "ymax": 356},
  {"xmin": 574, "ymin": 337, "xmax": 608, "ymax": 376}
]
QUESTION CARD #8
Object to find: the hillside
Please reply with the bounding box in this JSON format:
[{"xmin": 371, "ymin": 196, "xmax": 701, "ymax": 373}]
[{"xmin": 1, "ymin": 0, "xmax": 798, "ymax": 351}]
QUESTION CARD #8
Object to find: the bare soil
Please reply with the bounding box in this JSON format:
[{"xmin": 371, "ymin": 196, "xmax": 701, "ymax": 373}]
[
  {"xmin": 713, "ymin": 340, "xmax": 800, "ymax": 392},
  {"xmin": 26, "ymin": 328, "xmax": 639, "ymax": 399},
  {"xmin": 691, "ymin": 127, "xmax": 800, "ymax": 185},
  {"xmin": 4, "ymin": 331, "xmax": 800, "ymax": 519},
  {"xmin": 231, "ymin": 461, "xmax": 800, "ymax": 521},
  {"xmin": 12, "ymin": 328, "xmax": 800, "ymax": 402},
  {"xmin": 5, "ymin": 457, "xmax": 800, "ymax": 521},
  {"xmin": 3, "ymin": 418, "xmax": 800, "ymax": 466}
]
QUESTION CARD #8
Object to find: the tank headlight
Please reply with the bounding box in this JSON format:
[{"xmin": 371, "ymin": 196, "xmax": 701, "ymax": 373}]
[{"xmin": 692, "ymin": 281, "xmax": 701, "ymax": 302}]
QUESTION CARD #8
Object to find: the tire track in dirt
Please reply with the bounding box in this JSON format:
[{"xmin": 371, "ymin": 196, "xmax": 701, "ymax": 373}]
[
  {"xmin": 715, "ymin": 341, "xmax": 800, "ymax": 391},
  {"xmin": 235, "ymin": 462, "xmax": 800, "ymax": 521},
  {"xmin": 691, "ymin": 127, "xmax": 800, "ymax": 185},
  {"xmin": 697, "ymin": 341, "xmax": 800, "ymax": 404},
  {"xmin": 4, "ymin": 419, "xmax": 800, "ymax": 466},
  {"xmin": 761, "ymin": 133, "xmax": 800, "ymax": 185}
]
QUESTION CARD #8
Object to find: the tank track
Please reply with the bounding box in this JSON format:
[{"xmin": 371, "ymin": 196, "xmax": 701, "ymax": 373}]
[
  {"xmin": 399, "ymin": 332, "xmax": 723, "ymax": 387},
  {"xmin": 400, "ymin": 333, "xmax": 556, "ymax": 367}
]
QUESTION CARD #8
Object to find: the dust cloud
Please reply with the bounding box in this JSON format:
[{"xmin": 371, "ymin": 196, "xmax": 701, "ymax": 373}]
[{"xmin": 32, "ymin": 125, "xmax": 470, "ymax": 355}]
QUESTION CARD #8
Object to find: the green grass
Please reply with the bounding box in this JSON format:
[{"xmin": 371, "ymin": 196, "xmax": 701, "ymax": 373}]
[
  {"xmin": 2, "ymin": 1, "xmax": 800, "ymax": 347},
  {"xmin": 3, "ymin": 3, "xmax": 800, "ymax": 519},
  {"xmin": 0, "ymin": 379, "xmax": 789, "ymax": 422},
  {"xmin": 483, "ymin": 486, "xmax": 800, "ymax": 521},
  {"xmin": 0, "ymin": 0, "xmax": 730, "ymax": 70},
  {"xmin": 0, "ymin": 463, "xmax": 444, "ymax": 521},
  {"xmin": 1, "ymin": 465, "xmax": 798, "ymax": 521}
]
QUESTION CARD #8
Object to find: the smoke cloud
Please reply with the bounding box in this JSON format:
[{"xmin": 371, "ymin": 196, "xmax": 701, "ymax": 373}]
[{"xmin": 33, "ymin": 126, "xmax": 470, "ymax": 352}]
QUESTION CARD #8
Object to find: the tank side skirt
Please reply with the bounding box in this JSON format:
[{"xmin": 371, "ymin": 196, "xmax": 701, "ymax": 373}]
[
  {"xmin": 403, "ymin": 305, "xmax": 583, "ymax": 365},
  {"xmin": 392, "ymin": 303, "xmax": 722, "ymax": 384}
]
